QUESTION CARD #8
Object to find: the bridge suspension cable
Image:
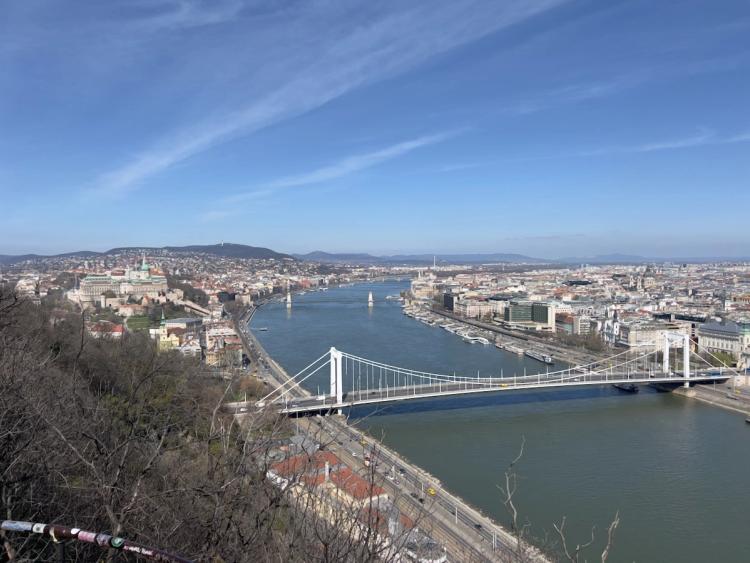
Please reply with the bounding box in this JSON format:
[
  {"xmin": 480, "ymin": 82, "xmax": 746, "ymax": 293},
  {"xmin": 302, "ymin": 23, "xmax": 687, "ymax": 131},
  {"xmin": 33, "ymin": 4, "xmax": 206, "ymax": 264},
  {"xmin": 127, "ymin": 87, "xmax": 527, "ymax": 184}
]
[
  {"xmin": 692, "ymin": 342, "xmax": 744, "ymax": 377},
  {"xmin": 259, "ymin": 351, "xmax": 330, "ymax": 402},
  {"xmin": 258, "ymin": 336, "xmax": 734, "ymax": 413},
  {"xmin": 267, "ymin": 343, "xmax": 729, "ymax": 414},
  {"xmin": 338, "ymin": 347, "xmax": 659, "ymax": 390}
]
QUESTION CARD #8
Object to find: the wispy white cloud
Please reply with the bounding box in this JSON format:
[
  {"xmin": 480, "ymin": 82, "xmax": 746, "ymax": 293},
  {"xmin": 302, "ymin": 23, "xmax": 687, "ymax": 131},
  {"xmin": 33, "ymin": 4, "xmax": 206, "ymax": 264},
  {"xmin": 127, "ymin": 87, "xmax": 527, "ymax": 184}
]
[
  {"xmin": 215, "ymin": 131, "xmax": 455, "ymax": 212},
  {"xmin": 221, "ymin": 189, "xmax": 274, "ymax": 205},
  {"xmin": 501, "ymin": 52, "xmax": 748, "ymax": 118},
  {"xmin": 87, "ymin": 0, "xmax": 567, "ymax": 197},
  {"xmin": 198, "ymin": 209, "xmax": 239, "ymax": 222},
  {"xmin": 131, "ymin": 0, "xmax": 245, "ymax": 31},
  {"xmin": 452, "ymin": 129, "xmax": 750, "ymax": 168},
  {"xmin": 574, "ymin": 129, "xmax": 750, "ymax": 157},
  {"xmin": 264, "ymin": 132, "xmax": 454, "ymax": 190},
  {"xmin": 438, "ymin": 162, "xmax": 484, "ymax": 172},
  {"xmin": 502, "ymin": 74, "xmax": 645, "ymax": 116}
]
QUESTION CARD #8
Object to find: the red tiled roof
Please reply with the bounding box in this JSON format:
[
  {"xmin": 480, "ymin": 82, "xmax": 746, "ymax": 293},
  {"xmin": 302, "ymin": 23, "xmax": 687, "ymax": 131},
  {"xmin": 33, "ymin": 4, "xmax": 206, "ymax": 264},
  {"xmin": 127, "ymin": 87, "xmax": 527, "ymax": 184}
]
[
  {"xmin": 271, "ymin": 451, "xmax": 385, "ymax": 501},
  {"xmin": 329, "ymin": 467, "xmax": 385, "ymax": 500},
  {"xmin": 358, "ymin": 507, "xmax": 414, "ymax": 535},
  {"xmin": 270, "ymin": 450, "xmax": 341, "ymax": 478},
  {"xmin": 90, "ymin": 321, "xmax": 124, "ymax": 333}
]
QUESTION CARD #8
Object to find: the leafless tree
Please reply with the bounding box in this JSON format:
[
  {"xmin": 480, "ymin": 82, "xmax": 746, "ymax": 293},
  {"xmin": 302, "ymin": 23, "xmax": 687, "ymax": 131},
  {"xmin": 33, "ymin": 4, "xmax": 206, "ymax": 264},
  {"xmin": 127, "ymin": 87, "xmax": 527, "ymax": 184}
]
[
  {"xmin": 0, "ymin": 287, "xmax": 446, "ymax": 562},
  {"xmin": 499, "ymin": 437, "xmax": 621, "ymax": 563},
  {"xmin": 552, "ymin": 511, "xmax": 620, "ymax": 563},
  {"xmin": 2, "ymin": 288, "xmax": 625, "ymax": 563}
]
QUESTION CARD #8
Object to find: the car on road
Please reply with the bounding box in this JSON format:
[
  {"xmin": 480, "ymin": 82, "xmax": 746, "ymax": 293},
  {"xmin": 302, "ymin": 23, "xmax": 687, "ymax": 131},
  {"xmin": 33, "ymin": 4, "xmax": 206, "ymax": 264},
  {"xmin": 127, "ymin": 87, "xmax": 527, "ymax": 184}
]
[
  {"xmin": 426, "ymin": 487, "xmax": 437, "ymax": 496},
  {"xmin": 410, "ymin": 492, "xmax": 419, "ymax": 499},
  {"xmin": 474, "ymin": 523, "xmax": 482, "ymax": 530}
]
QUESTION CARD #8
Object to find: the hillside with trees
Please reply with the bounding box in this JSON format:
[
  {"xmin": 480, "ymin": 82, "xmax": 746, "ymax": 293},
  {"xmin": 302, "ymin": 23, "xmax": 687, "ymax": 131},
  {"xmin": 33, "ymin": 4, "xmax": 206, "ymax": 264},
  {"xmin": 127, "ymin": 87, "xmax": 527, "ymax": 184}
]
[{"xmin": 0, "ymin": 290, "xmax": 415, "ymax": 561}]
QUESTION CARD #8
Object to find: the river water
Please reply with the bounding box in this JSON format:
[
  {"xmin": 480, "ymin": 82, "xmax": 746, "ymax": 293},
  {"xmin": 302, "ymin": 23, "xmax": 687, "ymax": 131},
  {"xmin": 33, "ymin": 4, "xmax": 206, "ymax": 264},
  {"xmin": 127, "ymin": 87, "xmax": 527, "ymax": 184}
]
[{"xmin": 252, "ymin": 280, "xmax": 749, "ymax": 562}]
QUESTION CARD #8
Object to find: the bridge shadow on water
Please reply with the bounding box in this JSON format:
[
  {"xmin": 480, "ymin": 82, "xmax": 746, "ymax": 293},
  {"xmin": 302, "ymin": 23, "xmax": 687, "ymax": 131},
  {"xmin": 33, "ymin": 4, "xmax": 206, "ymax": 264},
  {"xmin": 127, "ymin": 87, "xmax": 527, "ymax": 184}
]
[{"xmin": 346, "ymin": 385, "xmax": 667, "ymax": 419}]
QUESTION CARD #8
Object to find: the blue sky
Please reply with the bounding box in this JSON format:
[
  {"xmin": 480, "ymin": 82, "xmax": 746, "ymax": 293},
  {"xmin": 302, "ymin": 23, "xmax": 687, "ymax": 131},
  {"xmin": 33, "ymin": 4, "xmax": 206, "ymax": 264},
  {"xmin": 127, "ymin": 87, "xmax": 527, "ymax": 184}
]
[{"xmin": 1, "ymin": 0, "xmax": 748, "ymax": 258}]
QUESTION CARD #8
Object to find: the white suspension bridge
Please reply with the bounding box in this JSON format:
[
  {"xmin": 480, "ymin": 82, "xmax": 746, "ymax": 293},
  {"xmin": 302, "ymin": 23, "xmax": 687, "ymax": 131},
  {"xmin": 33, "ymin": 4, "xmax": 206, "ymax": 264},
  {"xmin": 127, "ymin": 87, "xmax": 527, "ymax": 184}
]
[{"xmin": 242, "ymin": 333, "xmax": 733, "ymax": 416}]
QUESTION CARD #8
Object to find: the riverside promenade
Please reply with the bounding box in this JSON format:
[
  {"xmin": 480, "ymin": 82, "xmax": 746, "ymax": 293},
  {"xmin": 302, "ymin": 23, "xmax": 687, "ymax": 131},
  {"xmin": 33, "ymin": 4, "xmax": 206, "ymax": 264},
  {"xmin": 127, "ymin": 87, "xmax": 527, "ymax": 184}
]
[
  {"xmin": 433, "ymin": 307, "xmax": 750, "ymax": 421},
  {"xmin": 233, "ymin": 306, "xmax": 547, "ymax": 562}
]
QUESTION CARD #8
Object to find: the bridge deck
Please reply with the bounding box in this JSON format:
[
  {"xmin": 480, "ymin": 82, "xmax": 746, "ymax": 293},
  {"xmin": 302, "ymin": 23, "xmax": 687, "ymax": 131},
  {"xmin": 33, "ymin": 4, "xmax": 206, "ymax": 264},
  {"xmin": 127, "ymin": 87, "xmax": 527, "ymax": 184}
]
[{"xmin": 277, "ymin": 372, "xmax": 729, "ymax": 414}]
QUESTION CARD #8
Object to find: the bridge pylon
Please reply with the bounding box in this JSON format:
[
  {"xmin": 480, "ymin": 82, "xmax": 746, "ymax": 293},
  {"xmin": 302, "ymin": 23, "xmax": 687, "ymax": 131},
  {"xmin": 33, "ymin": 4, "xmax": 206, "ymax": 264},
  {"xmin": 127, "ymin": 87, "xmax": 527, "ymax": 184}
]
[
  {"xmin": 329, "ymin": 347, "xmax": 343, "ymax": 409},
  {"xmin": 662, "ymin": 332, "xmax": 690, "ymax": 387},
  {"xmin": 682, "ymin": 333, "xmax": 690, "ymax": 387}
]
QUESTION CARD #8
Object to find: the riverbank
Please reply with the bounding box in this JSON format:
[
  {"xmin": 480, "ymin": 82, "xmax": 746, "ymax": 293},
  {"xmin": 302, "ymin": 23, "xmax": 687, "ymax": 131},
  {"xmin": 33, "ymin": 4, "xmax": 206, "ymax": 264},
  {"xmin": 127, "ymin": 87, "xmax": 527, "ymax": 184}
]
[
  {"xmin": 430, "ymin": 306, "xmax": 750, "ymax": 420},
  {"xmin": 235, "ymin": 305, "xmax": 303, "ymax": 397},
  {"xmin": 430, "ymin": 308, "xmax": 600, "ymax": 367},
  {"xmin": 679, "ymin": 384, "xmax": 750, "ymax": 417},
  {"xmin": 241, "ymin": 294, "xmax": 546, "ymax": 562},
  {"xmin": 248, "ymin": 282, "xmax": 750, "ymax": 562}
]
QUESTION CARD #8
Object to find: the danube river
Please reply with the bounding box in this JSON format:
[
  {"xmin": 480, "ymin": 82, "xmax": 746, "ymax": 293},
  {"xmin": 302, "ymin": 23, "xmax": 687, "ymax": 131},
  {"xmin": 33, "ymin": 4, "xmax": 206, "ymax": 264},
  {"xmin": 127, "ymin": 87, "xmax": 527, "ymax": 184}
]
[{"xmin": 253, "ymin": 280, "xmax": 749, "ymax": 562}]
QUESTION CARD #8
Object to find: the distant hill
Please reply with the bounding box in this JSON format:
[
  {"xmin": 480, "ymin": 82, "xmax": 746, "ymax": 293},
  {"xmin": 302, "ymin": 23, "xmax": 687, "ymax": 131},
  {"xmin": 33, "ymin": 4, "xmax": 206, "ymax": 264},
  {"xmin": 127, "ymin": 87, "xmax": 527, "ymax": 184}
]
[
  {"xmin": 556, "ymin": 253, "xmax": 651, "ymax": 265},
  {"xmin": 0, "ymin": 251, "xmax": 101, "ymax": 265},
  {"xmin": 556, "ymin": 254, "xmax": 750, "ymax": 264},
  {"xmin": 4, "ymin": 246, "xmax": 745, "ymax": 266},
  {"xmin": 296, "ymin": 251, "xmax": 750, "ymax": 265},
  {"xmin": 115, "ymin": 243, "xmax": 292, "ymax": 260},
  {"xmin": 295, "ymin": 251, "xmax": 547, "ymax": 264},
  {"xmin": 0, "ymin": 243, "xmax": 291, "ymax": 265},
  {"xmin": 295, "ymin": 251, "xmax": 381, "ymax": 263},
  {"xmin": 392, "ymin": 253, "xmax": 547, "ymax": 264}
]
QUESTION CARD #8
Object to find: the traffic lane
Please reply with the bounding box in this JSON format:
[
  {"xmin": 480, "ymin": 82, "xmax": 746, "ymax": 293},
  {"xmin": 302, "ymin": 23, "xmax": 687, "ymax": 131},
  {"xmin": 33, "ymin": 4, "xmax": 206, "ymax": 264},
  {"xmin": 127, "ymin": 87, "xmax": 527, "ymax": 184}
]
[
  {"xmin": 307, "ymin": 420, "xmax": 470, "ymax": 557},
  {"xmin": 315, "ymin": 421, "xmax": 496, "ymax": 562},
  {"xmin": 238, "ymin": 325, "xmax": 309, "ymax": 399},
  {"xmin": 344, "ymin": 423, "xmax": 530, "ymax": 553},
  {"xmin": 326, "ymin": 420, "xmax": 513, "ymax": 558}
]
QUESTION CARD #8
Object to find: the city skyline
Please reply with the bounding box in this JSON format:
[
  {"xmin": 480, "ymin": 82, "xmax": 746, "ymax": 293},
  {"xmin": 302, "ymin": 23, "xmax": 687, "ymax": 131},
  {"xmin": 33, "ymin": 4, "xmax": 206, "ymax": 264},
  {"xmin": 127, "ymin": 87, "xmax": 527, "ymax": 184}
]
[{"xmin": 2, "ymin": 0, "xmax": 749, "ymax": 256}]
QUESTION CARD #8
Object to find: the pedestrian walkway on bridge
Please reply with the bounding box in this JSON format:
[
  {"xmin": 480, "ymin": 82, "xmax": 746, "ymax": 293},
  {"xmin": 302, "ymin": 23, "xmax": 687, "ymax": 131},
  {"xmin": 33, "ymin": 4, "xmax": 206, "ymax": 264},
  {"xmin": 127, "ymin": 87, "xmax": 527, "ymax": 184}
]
[{"xmin": 239, "ymin": 333, "xmax": 736, "ymax": 416}]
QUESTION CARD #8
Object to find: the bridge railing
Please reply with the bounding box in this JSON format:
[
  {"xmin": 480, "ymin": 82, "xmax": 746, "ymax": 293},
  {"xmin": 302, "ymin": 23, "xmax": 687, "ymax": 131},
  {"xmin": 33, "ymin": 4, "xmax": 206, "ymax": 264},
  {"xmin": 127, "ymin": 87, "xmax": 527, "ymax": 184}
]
[{"xmin": 270, "ymin": 345, "xmax": 731, "ymax": 411}]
